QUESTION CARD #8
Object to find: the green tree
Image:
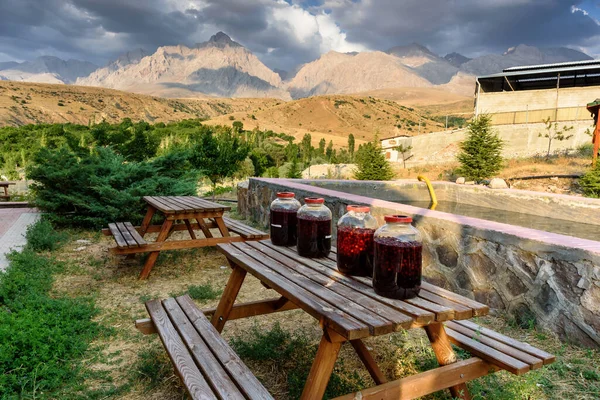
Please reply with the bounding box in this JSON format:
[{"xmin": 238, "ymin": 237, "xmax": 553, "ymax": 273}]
[
  {"xmin": 456, "ymin": 115, "xmax": 504, "ymax": 181},
  {"xmin": 353, "ymin": 138, "xmax": 395, "ymax": 180},
  {"xmin": 580, "ymin": 163, "xmax": 600, "ymax": 197},
  {"xmin": 540, "ymin": 117, "xmax": 574, "ymax": 158},
  {"xmin": 318, "ymin": 138, "xmax": 326, "ymax": 155},
  {"xmin": 326, "ymin": 140, "xmax": 334, "ymax": 161},
  {"xmin": 190, "ymin": 128, "xmax": 250, "ymax": 200},
  {"xmin": 232, "ymin": 121, "xmax": 244, "ymax": 134},
  {"xmin": 394, "ymin": 144, "xmax": 413, "ymax": 169},
  {"xmin": 286, "ymin": 156, "xmax": 303, "ymax": 178},
  {"xmin": 348, "ymin": 134, "xmax": 355, "ymax": 159},
  {"xmin": 300, "ymin": 133, "xmax": 313, "ymax": 165}
]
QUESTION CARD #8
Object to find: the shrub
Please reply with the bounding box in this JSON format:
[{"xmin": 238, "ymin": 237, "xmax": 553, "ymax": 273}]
[
  {"xmin": 27, "ymin": 147, "xmax": 200, "ymax": 229},
  {"xmin": 24, "ymin": 219, "xmax": 67, "ymax": 252},
  {"xmin": 456, "ymin": 115, "xmax": 504, "ymax": 181},
  {"xmin": 580, "ymin": 163, "xmax": 600, "ymax": 198},
  {"xmin": 577, "ymin": 143, "xmax": 595, "ymax": 158}
]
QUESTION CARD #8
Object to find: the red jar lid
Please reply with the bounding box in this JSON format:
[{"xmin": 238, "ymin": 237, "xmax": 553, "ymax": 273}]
[
  {"xmin": 384, "ymin": 215, "xmax": 412, "ymax": 223},
  {"xmin": 347, "ymin": 205, "xmax": 370, "ymax": 213},
  {"xmin": 277, "ymin": 192, "xmax": 295, "ymax": 198},
  {"xmin": 305, "ymin": 197, "xmax": 324, "ymax": 204}
]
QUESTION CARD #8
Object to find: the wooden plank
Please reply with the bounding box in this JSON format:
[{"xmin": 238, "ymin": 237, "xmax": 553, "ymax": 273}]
[
  {"xmin": 166, "ymin": 211, "xmax": 224, "ymax": 221},
  {"xmin": 445, "ymin": 327, "xmax": 531, "ymax": 375},
  {"xmin": 213, "ymin": 217, "xmax": 230, "ymax": 238},
  {"xmin": 116, "ymin": 222, "xmax": 138, "ymax": 248},
  {"xmin": 222, "ymin": 218, "xmax": 257, "ymax": 238},
  {"xmin": 421, "ymin": 282, "xmax": 489, "ymax": 316},
  {"xmin": 211, "ymin": 265, "xmax": 247, "ymax": 333},
  {"xmin": 217, "ymin": 243, "xmax": 369, "ymax": 340},
  {"xmin": 196, "ymin": 218, "xmax": 214, "ymax": 239},
  {"xmin": 124, "ymin": 222, "xmax": 147, "ymax": 246},
  {"xmin": 173, "ymin": 196, "xmax": 207, "ymax": 212},
  {"xmin": 238, "ymin": 242, "xmax": 394, "ymax": 336},
  {"xmin": 144, "ymin": 300, "xmax": 217, "ymax": 400},
  {"xmin": 246, "ymin": 241, "xmax": 412, "ymax": 331},
  {"xmin": 192, "ymin": 197, "xmax": 230, "ymax": 212},
  {"xmin": 143, "ymin": 196, "xmax": 176, "ymax": 213},
  {"xmin": 300, "ymin": 335, "xmax": 343, "ymax": 400},
  {"xmin": 139, "ymin": 205, "xmax": 156, "ymax": 236},
  {"xmin": 445, "ymin": 321, "xmax": 543, "ymax": 369},
  {"xmin": 418, "ymin": 290, "xmax": 472, "ymax": 320},
  {"xmin": 108, "ymin": 223, "xmax": 128, "ymax": 248},
  {"xmin": 203, "ymin": 297, "xmax": 299, "ymax": 320},
  {"xmin": 350, "ymin": 340, "xmax": 387, "ymax": 385},
  {"xmin": 260, "ymin": 241, "xmax": 433, "ymax": 326},
  {"xmin": 184, "ymin": 220, "xmax": 197, "ymax": 240},
  {"xmin": 332, "ymin": 358, "xmax": 499, "ymax": 400},
  {"xmin": 177, "ymin": 295, "xmax": 275, "ymax": 399},
  {"xmin": 405, "ymin": 297, "xmax": 454, "ymax": 322},
  {"xmin": 110, "ymin": 236, "xmax": 245, "ymax": 255},
  {"xmin": 455, "ymin": 320, "xmax": 555, "ymax": 364},
  {"xmin": 139, "ymin": 219, "xmax": 173, "ymax": 280},
  {"xmin": 135, "ymin": 318, "xmax": 156, "ymax": 335},
  {"xmin": 162, "ymin": 298, "xmax": 246, "ymax": 398}
]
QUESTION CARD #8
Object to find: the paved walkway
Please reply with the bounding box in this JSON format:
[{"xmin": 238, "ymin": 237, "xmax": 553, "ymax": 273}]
[{"xmin": 0, "ymin": 208, "xmax": 40, "ymax": 271}]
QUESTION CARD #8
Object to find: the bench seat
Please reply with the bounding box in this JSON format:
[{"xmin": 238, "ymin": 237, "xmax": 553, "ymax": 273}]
[
  {"xmin": 222, "ymin": 217, "xmax": 269, "ymax": 240},
  {"xmin": 108, "ymin": 222, "xmax": 147, "ymax": 249},
  {"xmin": 445, "ymin": 320, "xmax": 555, "ymax": 375},
  {"xmin": 142, "ymin": 294, "xmax": 273, "ymax": 400}
]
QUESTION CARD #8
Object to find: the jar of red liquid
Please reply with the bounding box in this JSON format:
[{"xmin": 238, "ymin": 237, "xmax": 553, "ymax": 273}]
[
  {"xmin": 336, "ymin": 205, "xmax": 378, "ymax": 277},
  {"xmin": 270, "ymin": 192, "xmax": 301, "ymax": 246},
  {"xmin": 373, "ymin": 215, "xmax": 423, "ymax": 300},
  {"xmin": 297, "ymin": 197, "xmax": 332, "ymax": 258}
]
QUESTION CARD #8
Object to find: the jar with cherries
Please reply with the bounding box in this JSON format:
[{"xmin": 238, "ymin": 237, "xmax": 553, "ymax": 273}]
[
  {"xmin": 336, "ymin": 205, "xmax": 378, "ymax": 277},
  {"xmin": 296, "ymin": 197, "xmax": 332, "ymax": 258},
  {"xmin": 270, "ymin": 192, "xmax": 301, "ymax": 246},
  {"xmin": 373, "ymin": 215, "xmax": 422, "ymax": 300}
]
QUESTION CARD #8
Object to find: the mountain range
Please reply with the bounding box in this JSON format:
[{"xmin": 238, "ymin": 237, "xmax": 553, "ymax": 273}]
[{"xmin": 0, "ymin": 33, "xmax": 593, "ymax": 100}]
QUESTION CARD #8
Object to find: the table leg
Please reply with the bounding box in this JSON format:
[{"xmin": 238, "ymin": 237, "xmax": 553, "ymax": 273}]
[
  {"xmin": 139, "ymin": 206, "xmax": 156, "ymax": 237},
  {"xmin": 196, "ymin": 218, "xmax": 213, "ymax": 238},
  {"xmin": 300, "ymin": 334, "xmax": 343, "ymax": 400},
  {"xmin": 350, "ymin": 339, "xmax": 387, "ymax": 385},
  {"xmin": 139, "ymin": 219, "xmax": 173, "ymax": 280},
  {"xmin": 424, "ymin": 322, "xmax": 471, "ymax": 400},
  {"xmin": 184, "ymin": 219, "xmax": 197, "ymax": 240},
  {"xmin": 213, "ymin": 216, "xmax": 230, "ymax": 237},
  {"xmin": 211, "ymin": 263, "xmax": 247, "ymax": 333}
]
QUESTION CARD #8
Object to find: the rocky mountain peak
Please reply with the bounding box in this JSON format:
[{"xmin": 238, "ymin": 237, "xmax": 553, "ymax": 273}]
[
  {"xmin": 444, "ymin": 52, "xmax": 471, "ymax": 68},
  {"xmin": 200, "ymin": 31, "xmax": 241, "ymax": 49}
]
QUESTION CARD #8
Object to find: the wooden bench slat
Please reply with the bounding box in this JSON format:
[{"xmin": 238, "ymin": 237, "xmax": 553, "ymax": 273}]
[
  {"xmin": 162, "ymin": 298, "xmax": 246, "ymax": 398},
  {"xmin": 417, "ymin": 290, "xmax": 473, "ymax": 320},
  {"xmin": 116, "ymin": 222, "xmax": 138, "ymax": 248},
  {"xmin": 124, "ymin": 222, "xmax": 147, "ymax": 246},
  {"xmin": 245, "ymin": 241, "xmax": 412, "ymax": 330},
  {"xmin": 166, "ymin": 197, "xmax": 197, "ymax": 212},
  {"xmin": 454, "ymin": 320, "xmax": 556, "ymax": 364},
  {"xmin": 420, "ymin": 282, "xmax": 489, "ymax": 316},
  {"xmin": 404, "ymin": 297, "xmax": 455, "ymax": 322},
  {"xmin": 145, "ymin": 300, "xmax": 217, "ymax": 400},
  {"xmin": 108, "ymin": 223, "xmax": 129, "ymax": 248},
  {"xmin": 217, "ymin": 243, "xmax": 369, "ymax": 339},
  {"xmin": 177, "ymin": 295, "xmax": 275, "ymax": 399},
  {"xmin": 445, "ymin": 321, "xmax": 544, "ymax": 369},
  {"xmin": 445, "ymin": 327, "xmax": 531, "ymax": 375},
  {"xmin": 259, "ymin": 241, "xmax": 434, "ymax": 325},
  {"xmin": 222, "ymin": 217, "xmax": 268, "ymax": 240},
  {"xmin": 237, "ymin": 241, "xmax": 396, "ymax": 336}
]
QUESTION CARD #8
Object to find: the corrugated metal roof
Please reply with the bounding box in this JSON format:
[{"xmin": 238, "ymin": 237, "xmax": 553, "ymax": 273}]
[
  {"xmin": 503, "ymin": 59, "xmax": 600, "ymax": 72},
  {"xmin": 478, "ymin": 62, "xmax": 600, "ymax": 80}
]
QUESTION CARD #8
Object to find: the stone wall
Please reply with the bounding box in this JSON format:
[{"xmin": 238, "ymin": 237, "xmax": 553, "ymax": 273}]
[{"xmin": 238, "ymin": 178, "xmax": 600, "ymax": 348}]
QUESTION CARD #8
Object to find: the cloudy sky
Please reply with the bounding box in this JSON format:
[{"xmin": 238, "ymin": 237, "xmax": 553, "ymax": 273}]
[{"xmin": 1, "ymin": 0, "xmax": 599, "ymax": 71}]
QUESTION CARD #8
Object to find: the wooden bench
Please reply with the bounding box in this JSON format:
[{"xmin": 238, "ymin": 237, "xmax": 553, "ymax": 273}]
[
  {"xmin": 445, "ymin": 320, "xmax": 555, "ymax": 375},
  {"xmin": 108, "ymin": 222, "xmax": 147, "ymax": 249},
  {"xmin": 222, "ymin": 217, "xmax": 270, "ymax": 240},
  {"xmin": 137, "ymin": 294, "xmax": 274, "ymax": 400},
  {"xmin": 0, "ymin": 181, "xmax": 15, "ymax": 201}
]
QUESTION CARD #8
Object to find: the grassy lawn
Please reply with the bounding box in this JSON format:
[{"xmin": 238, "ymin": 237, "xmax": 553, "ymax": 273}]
[{"xmin": 4, "ymin": 217, "xmax": 599, "ymax": 399}]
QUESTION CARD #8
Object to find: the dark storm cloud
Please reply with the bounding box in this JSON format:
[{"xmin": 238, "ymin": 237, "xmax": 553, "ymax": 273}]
[{"xmin": 0, "ymin": 0, "xmax": 598, "ymax": 69}]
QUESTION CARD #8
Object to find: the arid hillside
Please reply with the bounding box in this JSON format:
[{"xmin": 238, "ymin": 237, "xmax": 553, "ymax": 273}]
[{"xmin": 0, "ymin": 81, "xmax": 278, "ymax": 126}]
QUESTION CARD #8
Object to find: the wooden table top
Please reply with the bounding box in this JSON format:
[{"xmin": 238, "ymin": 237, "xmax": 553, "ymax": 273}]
[
  {"xmin": 217, "ymin": 240, "xmax": 489, "ymax": 341},
  {"xmin": 143, "ymin": 196, "xmax": 231, "ymax": 214},
  {"xmin": 0, "ymin": 182, "xmax": 16, "ymax": 186}
]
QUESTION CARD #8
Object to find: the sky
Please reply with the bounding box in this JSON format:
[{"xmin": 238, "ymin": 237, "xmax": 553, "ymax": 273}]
[{"xmin": 0, "ymin": 0, "xmax": 599, "ymax": 71}]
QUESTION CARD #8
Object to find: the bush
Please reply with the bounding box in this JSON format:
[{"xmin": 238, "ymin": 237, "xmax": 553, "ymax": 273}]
[
  {"xmin": 577, "ymin": 143, "xmax": 595, "ymax": 158},
  {"xmin": 27, "ymin": 147, "xmax": 201, "ymax": 229},
  {"xmin": 24, "ymin": 219, "xmax": 67, "ymax": 252},
  {"xmin": 580, "ymin": 163, "xmax": 600, "ymax": 197},
  {"xmin": 0, "ymin": 250, "xmax": 100, "ymax": 397},
  {"xmin": 456, "ymin": 115, "xmax": 504, "ymax": 181}
]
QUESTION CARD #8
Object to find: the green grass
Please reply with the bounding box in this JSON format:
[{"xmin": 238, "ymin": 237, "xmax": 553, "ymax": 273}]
[{"xmin": 188, "ymin": 283, "xmax": 222, "ymax": 300}]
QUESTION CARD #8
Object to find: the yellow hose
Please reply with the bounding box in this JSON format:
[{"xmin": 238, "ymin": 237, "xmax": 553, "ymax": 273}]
[{"xmin": 417, "ymin": 175, "xmax": 438, "ymax": 210}]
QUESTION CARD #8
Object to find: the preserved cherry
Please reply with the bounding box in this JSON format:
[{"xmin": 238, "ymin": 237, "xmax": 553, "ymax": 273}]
[
  {"xmin": 296, "ymin": 198, "xmax": 332, "ymax": 258},
  {"xmin": 270, "ymin": 192, "xmax": 301, "ymax": 246},
  {"xmin": 336, "ymin": 205, "xmax": 378, "ymax": 277},
  {"xmin": 373, "ymin": 215, "xmax": 422, "ymax": 299}
]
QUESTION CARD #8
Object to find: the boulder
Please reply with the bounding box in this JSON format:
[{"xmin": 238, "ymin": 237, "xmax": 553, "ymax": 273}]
[
  {"xmin": 455, "ymin": 177, "xmax": 466, "ymax": 184},
  {"xmin": 488, "ymin": 178, "xmax": 508, "ymax": 189}
]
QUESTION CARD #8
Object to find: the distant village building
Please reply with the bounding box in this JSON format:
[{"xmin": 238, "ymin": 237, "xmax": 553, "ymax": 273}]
[{"xmin": 382, "ymin": 60, "xmax": 599, "ymax": 164}]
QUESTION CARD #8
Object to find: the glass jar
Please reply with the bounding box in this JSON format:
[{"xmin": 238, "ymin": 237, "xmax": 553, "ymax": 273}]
[
  {"xmin": 297, "ymin": 197, "xmax": 332, "ymax": 258},
  {"xmin": 373, "ymin": 215, "xmax": 422, "ymax": 300},
  {"xmin": 336, "ymin": 205, "xmax": 378, "ymax": 277},
  {"xmin": 270, "ymin": 192, "xmax": 301, "ymax": 246}
]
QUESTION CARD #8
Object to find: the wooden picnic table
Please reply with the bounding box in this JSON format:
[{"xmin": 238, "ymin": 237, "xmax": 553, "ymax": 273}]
[
  {"xmin": 211, "ymin": 239, "xmax": 554, "ymax": 400},
  {"xmin": 0, "ymin": 181, "xmax": 16, "ymax": 200},
  {"xmin": 103, "ymin": 196, "xmax": 268, "ymax": 279}
]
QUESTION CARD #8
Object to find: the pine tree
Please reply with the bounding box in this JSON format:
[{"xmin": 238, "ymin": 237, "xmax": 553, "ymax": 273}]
[
  {"xmin": 348, "ymin": 134, "xmax": 355, "ymax": 160},
  {"xmin": 318, "ymin": 138, "xmax": 326, "ymax": 155},
  {"xmin": 580, "ymin": 163, "xmax": 600, "ymax": 198},
  {"xmin": 325, "ymin": 140, "xmax": 333, "ymax": 161},
  {"xmin": 456, "ymin": 115, "xmax": 504, "ymax": 181},
  {"xmin": 353, "ymin": 138, "xmax": 395, "ymax": 180},
  {"xmin": 286, "ymin": 156, "xmax": 302, "ymax": 178}
]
